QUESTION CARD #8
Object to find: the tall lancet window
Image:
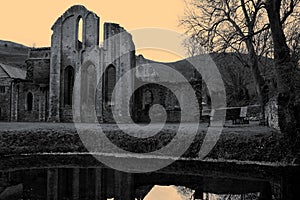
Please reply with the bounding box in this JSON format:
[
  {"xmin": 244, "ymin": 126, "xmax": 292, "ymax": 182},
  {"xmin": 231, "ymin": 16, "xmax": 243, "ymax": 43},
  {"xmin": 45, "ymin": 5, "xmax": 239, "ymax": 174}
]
[
  {"xmin": 77, "ymin": 17, "xmax": 83, "ymax": 50},
  {"xmin": 104, "ymin": 65, "xmax": 116, "ymax": 106},
  {"xmin": 64, "ymin": 66, "xmax": 74, "ymax": 105},
  {"xmin": 27, "ymin": 92, "xmax": 33, "ymax": 111}
]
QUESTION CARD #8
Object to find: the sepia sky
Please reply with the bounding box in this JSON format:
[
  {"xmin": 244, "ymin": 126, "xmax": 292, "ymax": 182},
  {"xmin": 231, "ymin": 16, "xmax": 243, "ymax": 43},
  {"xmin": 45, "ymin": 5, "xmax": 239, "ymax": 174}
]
[
  {"xmin": 0, "ymin": 1, "xmax": 189, "ymax": 199},
  {"xmin": 0, "ymin": 0, "xmax": 190, "ymax": 61}
]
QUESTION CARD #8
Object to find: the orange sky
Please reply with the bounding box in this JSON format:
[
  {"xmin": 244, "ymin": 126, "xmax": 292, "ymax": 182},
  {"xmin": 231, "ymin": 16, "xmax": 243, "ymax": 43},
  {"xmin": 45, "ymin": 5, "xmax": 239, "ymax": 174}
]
[
  {"xmin": 144, "ymin": 186, "xmax": 187, "ymax": 200},
  {"xmin": 0, "ymin": 3, "xmax": 193, "ymax": 199},
  {"xmin": 0, "ymin": 0, "xmax": 189, "ymax": 61}
]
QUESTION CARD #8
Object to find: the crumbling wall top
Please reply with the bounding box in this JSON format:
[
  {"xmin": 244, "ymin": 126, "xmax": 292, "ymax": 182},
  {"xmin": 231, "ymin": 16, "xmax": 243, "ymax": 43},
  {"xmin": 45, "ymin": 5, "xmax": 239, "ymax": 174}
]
[{"xmin": 51, "ymin": 5, "xmax": 99, "ymax": 30}]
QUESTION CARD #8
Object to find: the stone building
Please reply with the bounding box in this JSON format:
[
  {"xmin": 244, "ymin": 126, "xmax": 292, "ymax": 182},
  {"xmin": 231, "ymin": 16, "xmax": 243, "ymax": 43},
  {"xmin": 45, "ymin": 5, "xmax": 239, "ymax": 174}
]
[
  {"xmin": 0, "ymin": 63, "xmax": 26, "ymax": 121},
  {"xmin": 134, "ymin": 55, "xmax": 202, "ymax": 123},
  {"xmin": 0, "ymin": 5, "xmax": 202, "ymax": 123}
]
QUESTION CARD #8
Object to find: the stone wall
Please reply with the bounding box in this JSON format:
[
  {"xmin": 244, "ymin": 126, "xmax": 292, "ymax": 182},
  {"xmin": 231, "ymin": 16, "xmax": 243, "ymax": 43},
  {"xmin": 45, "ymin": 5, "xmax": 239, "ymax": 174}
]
[
  {"xmin": 49, "ymin": 5, "xmax": 100, "ymax": 122},
  {"xmin": 102, "ymin": 23, "xmax": 136, "ymax": 123},
  {"xmin": 1, "ymin": 5, "xmax": 202, "ymax": 123},
  {"xmin": 133, "ymin": 82, "xmax": 201, "ymax": 123},
  {"xmin": 27, "ymin": 48, "xmax": 51, "ymax": 84},
  {"xmin": 17, "ymin": 83, "xmax": 49, "ymax": 122},
  {"xmin": 0, "ymin": 78, "xmax": 49, "ymax": 122},
  {"xmin": 0, "ymin": 78, "xmax": 12, "ymax": 121},
  {"xmin": 134, "ymin": 56, "xmax": 202, "ymax": 123},
  {"xmin": 133, "ymin": 84, "xmax": 181, "ymax": 123},
  {"xmin": 29, "ymin": 48, "xmax": 51, "ymax": 59}
]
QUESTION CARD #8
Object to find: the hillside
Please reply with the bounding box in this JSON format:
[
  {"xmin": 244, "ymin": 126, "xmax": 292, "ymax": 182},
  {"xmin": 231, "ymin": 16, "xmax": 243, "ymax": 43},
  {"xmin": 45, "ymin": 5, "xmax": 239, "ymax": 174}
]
[
  {"xmin": 137, "ymin": 53, "xmax": 276, "ymax": 107},
  {"xmin": 0, "ymin": 40, "xmax": 29, "ymax": 68}
]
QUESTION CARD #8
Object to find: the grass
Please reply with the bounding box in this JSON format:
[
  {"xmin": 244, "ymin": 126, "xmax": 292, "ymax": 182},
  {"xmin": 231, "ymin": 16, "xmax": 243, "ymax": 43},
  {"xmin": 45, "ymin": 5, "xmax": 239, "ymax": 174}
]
[{"xmin": 0, "ymin": 122, "xmax": 298, "ymax": 165}]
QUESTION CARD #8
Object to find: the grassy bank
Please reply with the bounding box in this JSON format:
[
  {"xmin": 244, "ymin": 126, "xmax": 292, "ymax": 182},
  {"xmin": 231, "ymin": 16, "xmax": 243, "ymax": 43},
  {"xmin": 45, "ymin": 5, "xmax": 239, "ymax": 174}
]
[{"xmin": 0, "ymin": 122, "xmax": 298, "ymax": 165}]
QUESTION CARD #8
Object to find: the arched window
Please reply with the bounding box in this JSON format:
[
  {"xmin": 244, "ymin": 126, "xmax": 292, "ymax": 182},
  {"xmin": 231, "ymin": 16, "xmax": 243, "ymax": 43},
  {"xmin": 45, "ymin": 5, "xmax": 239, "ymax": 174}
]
[
  {"xmin": 143, "ymin": 89, "xmax": 153, "ymax": 111},
  {"xmin": 104, "ymin": 65, "xmax": 116, "ymax": 105},
  {"xmin": 77, "ymin": 17, "xmax": 83, "ymax": 50},
  {"xmin": 27, "ymin": 92, "xmax": 33, "ymax": 111},
  {"xmin": 64, "ymin": 66, "xmax": 74, "ymax": 105}
]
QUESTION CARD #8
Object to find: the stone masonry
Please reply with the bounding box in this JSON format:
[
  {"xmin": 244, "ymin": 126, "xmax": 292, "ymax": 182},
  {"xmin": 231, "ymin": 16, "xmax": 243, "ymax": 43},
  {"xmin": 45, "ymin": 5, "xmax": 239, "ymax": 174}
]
[{"xmin": 0, "ymin": 5, "xmax": 201, "ymax": 123}]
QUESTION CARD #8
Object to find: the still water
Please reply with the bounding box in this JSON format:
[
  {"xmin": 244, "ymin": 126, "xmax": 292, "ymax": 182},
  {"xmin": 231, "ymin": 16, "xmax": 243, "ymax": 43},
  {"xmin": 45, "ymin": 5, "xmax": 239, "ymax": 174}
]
[{"xmin": 0, "ymin": 166, "xmax": 269, "ymax": 200}]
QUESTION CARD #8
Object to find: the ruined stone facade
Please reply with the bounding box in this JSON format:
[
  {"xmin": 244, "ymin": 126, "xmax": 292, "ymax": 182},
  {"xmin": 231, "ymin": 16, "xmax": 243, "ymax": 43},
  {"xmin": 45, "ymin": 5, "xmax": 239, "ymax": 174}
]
[
  {"xmin": 0, "ymin": 5, "xmax": 202, "ymax": 123},
  {"xmin": 133, "ymin": 55, "xmax": 202, "ymax": 123}
]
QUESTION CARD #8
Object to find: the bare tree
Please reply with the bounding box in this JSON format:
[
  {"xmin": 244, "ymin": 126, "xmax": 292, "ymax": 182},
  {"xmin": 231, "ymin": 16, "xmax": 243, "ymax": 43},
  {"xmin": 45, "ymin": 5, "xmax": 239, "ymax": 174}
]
[
  {"xmin": 183, "ymin": 37, "xmax": 206, "ymax": 57},
  {"xmin": 180, "ymin": 0, "xmax": 298, "ymax": 124},
  {"xmin": 265, "ymin": 0, "xmax": 300, "ymax": 136},
  {"xmin": 181, "ymin": 0, "xmax": 269, "ymax": 122}
]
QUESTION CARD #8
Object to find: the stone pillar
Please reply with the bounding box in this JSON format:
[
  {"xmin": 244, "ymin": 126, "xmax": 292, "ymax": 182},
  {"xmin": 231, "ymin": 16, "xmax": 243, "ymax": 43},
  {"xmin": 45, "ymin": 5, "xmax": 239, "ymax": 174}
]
[
  {"xmin": 96, "ymin": 51, "xmax": 104, "ymax": 123},
  {"xmin": 39, "ymin": 95, "xmax": 43, "ymax": 121},
  {"xmin": 10, "ymin": 82, "xmax": 14, "ymax": 122},
  {"xmin": 10, "ymin": 82, "xmax": 18, "ymax": 122},
  {"xmin": 47, "ymin": 169, "xmax": 58, "ymax": 200},
  {"xmin": 119, "ymin": 31, "xmax": 135, "ymax": 123},
  {"xmin": 48, "ymin": 19, "xmax": 62, "ymax": 122},
  {"xmin": 114, "ymin": 171, "xmax": 135, "ymax": 200},
  {"xmin": 48, "ymin": 73, "xmax": 61, "ymax": 122},
  {"xmin": 73, "ymin": 68, "xmax": 81, "ymax": 122},
  {"xmin": 39, "ymin": 91, "xmax": 46, "ymax": 121}
]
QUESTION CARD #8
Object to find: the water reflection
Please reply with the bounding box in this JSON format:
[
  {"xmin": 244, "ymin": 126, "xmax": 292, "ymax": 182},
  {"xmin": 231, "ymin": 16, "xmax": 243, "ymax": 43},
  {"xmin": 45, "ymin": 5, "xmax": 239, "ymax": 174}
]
[{"xmin": 0, "ymin": 167, "xmax": 274, "ymax": 200}]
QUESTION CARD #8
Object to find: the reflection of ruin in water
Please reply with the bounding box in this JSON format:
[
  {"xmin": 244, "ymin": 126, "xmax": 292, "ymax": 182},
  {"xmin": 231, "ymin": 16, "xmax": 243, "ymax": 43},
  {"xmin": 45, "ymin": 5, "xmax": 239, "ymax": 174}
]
[{"xmin": 0, "ymin": 166, "xmax": 282, "ymax": 200}]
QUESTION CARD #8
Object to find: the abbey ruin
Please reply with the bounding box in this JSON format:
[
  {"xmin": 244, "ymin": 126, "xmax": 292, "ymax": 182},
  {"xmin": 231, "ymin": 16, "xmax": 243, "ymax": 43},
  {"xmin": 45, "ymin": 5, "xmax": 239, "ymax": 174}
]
[{"xmin": 0, "ymin": 5, "xmax": 202, "ymax": 123}]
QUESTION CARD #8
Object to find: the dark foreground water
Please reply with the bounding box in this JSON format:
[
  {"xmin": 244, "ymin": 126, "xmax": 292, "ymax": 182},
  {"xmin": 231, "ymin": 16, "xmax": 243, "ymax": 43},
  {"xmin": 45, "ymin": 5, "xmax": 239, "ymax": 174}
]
[{"xmin": 0, "ymin": 165, "xmax": 278, "ymax": 200}]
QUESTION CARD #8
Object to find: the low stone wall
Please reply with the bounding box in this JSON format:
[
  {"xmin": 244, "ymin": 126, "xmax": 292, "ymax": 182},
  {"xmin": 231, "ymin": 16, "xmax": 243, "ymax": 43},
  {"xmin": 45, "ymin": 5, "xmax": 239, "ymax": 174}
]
[{"xmin": 265, "ymin": 96, "xmax": 280, "ymax": 130}]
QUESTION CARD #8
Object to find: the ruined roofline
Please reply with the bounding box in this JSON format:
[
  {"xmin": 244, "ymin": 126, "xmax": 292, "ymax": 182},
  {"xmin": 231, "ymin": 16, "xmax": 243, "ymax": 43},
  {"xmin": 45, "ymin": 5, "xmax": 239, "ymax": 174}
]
[
  {"xmin": 51, "ymin": 5, "xmax": 99, "ymax": 30},
  {"xmin": 0, "ymin": 63, "xmax": 27, "ymax": 80},
  {"xmin": 48, "ymin": 5, "xmax": 133, "ymax": 48},
  {"xmin": 103, "ymin": 22, "xmax": 127, "ymax": 40},
  {"xmin": 104, "ymin": 22, "xmax": 125, "ymax": 30}
]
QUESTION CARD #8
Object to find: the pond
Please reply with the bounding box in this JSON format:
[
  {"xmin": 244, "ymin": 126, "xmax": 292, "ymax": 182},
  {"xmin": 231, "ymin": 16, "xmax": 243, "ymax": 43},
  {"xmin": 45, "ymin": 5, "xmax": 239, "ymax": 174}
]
[
  {"xmin": 0, "ymin": 165, "xmax": 276, "ymax": 200},
  {"xmin": 0, "ymin": 122, "xmax": 298, "ymax": 200}
]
